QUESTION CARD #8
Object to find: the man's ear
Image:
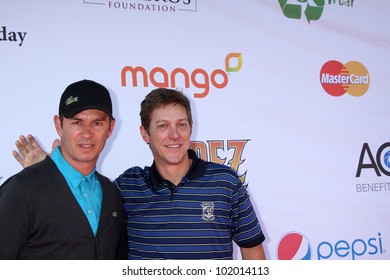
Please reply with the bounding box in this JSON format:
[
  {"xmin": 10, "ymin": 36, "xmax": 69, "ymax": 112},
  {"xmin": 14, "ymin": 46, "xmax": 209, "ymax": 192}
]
[
  {"xmin": 139, "ymin": 125, "xmax": 150, "ymax": 144},
  {"xmin": 107, "ymin": 119, "xmax": 116, "ymax": 139},
  {"xmin": 54, "ymin": 115, "xmax": 62, "ymax": 137}
]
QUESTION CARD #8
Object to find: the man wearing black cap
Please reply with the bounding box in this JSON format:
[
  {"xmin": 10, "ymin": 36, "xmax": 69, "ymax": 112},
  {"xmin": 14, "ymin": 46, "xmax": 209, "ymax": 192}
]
[{"xmin": 0, "ymin": 80, "xmax": 128, "ymax": 259}]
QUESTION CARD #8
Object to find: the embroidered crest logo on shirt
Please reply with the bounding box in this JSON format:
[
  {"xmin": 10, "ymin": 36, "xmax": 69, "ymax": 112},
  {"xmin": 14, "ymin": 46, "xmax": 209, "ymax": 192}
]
[
  {"xmin": 66, "ymin": 96, "xmax": 78, "ymax": 105},
  {"xmin": 201, "ymin": 202, "xmax": 215, "ymax": 221}
]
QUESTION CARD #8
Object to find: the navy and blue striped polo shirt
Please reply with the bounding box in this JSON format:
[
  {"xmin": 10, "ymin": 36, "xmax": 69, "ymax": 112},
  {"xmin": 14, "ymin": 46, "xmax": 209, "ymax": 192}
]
[{"xmin": 115, "ymin": 149, "xmax": 265, "ymax": 259}]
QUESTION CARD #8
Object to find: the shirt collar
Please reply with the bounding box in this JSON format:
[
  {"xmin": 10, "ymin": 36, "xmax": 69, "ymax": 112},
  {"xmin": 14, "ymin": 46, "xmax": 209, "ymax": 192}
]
[
  {"xmin": 149, "ymin": 149, "xmax": 206, "ymax": 187},
  {"xmin": 50, "ymin": 146, "xmax": 97, "ymax": 189}
]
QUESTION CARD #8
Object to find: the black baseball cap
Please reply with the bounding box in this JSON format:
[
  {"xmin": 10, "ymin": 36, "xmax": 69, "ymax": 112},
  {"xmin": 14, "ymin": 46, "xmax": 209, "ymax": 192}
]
[{"xmin": 59, "ymin": 79, "xmax": 114, "ymax": 119}]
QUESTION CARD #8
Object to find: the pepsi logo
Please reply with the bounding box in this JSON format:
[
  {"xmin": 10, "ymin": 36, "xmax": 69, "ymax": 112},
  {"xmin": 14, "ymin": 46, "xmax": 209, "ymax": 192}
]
[{"xmin": 277, "ymin": 232, "xmax": 312, "ymax": 260}]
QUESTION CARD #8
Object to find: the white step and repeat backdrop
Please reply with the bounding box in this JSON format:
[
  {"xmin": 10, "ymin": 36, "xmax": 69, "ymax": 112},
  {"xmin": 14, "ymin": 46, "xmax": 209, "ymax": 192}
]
[{"xmin": 1, "ymin": 0, "xmax": 389, "ymax": 260}]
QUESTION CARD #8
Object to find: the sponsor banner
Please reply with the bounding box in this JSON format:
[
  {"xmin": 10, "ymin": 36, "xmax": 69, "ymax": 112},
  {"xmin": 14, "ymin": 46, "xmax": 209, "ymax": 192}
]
[{"xmin": 1, "ymin": 1, "xmax": 389, "ymax": 260}]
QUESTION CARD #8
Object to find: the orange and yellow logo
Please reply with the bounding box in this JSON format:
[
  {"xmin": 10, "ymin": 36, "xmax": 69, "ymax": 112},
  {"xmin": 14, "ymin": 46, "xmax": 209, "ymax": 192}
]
[
  {"xmin": 121, "ymin": 53, "xmax": 242, "ymax": 98},
  {"xmin": 320, "ymin": 60, "xmax": 370, "ymax": 97}
]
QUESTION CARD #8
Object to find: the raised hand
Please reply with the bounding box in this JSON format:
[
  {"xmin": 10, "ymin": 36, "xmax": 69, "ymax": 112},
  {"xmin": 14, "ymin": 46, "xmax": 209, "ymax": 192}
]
[{"xmin": 12, "ymin": 135, "xmax": 59, "ymax": 168}]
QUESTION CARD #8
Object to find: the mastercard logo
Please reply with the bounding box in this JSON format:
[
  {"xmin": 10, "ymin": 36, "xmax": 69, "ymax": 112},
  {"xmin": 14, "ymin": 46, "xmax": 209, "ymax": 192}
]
[{"xmin": 320, "ymin": 60, "xmax": 370, "ymax": 97}]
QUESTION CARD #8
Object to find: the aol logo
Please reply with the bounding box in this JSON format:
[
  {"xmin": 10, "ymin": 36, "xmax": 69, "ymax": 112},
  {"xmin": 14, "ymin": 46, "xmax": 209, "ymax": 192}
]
[
  {"xmin": 356, "ymin": 143, "xmax": 390, "ymax": 177},
  {"xmin": 278, "ymin": 0, "xmax": 325, "ymax": 23}
]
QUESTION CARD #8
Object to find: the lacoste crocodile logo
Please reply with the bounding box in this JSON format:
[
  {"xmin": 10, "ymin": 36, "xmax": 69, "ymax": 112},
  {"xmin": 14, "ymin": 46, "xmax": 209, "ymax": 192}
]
[{"xmin": 66, "ymin": 96, "xmax": 78, "ymax": 105}]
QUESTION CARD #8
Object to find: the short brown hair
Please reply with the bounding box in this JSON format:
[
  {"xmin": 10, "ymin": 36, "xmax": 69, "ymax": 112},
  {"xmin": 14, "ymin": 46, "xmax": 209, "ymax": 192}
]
[{"xmin": 140, "ymin": 88, "xmax": 193, "ymax": 132}]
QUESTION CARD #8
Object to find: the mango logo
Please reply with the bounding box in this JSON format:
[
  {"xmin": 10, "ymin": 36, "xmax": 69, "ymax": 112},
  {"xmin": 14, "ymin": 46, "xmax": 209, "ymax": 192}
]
[
  {"xmin": 320, "ymin": 60, "xmax": 370, "ymax": 97},
  {"xmin": 121, "ymin": 53, "xmax": 242, "ymax": 98}
]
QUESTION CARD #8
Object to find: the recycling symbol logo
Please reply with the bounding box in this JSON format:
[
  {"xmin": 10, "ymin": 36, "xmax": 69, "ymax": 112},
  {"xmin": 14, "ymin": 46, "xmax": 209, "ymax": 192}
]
[{"xmin": 278, "ymin": 0, "xmax": 325, "ymax": 23}]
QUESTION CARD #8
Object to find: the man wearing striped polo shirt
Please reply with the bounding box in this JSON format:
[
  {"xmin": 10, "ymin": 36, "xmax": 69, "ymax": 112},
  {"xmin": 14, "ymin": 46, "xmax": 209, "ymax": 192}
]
[{"xmin": 115, "ymin": 88, "xmax": 266, "ymax": 260}]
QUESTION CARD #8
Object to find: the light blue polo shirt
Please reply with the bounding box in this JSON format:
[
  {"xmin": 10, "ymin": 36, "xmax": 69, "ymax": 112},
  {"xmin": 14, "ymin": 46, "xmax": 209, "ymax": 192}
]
[{"xmin": 51, "ymin": 146, "xmax": 102, "ymax": 236}]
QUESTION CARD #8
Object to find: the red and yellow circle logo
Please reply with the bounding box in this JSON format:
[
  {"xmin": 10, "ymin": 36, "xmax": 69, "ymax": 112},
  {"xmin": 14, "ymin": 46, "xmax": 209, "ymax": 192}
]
[{"xmin": 320, "ymin": 60, "xmax": 370, "ymax": 97}]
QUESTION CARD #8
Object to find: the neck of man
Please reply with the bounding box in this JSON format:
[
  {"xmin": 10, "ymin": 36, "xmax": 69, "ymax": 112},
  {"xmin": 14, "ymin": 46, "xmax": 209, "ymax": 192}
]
[
  {"xmin": 61, "ymin": 152, "xmax": 96, "ymax": 176},
  {"xmin": 156, "ymin": 157, "xmax": 192, "ymax": 186},
  {"xmin": 76, "ymin": 165, "xmax": 96, "ymax": 176}
]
